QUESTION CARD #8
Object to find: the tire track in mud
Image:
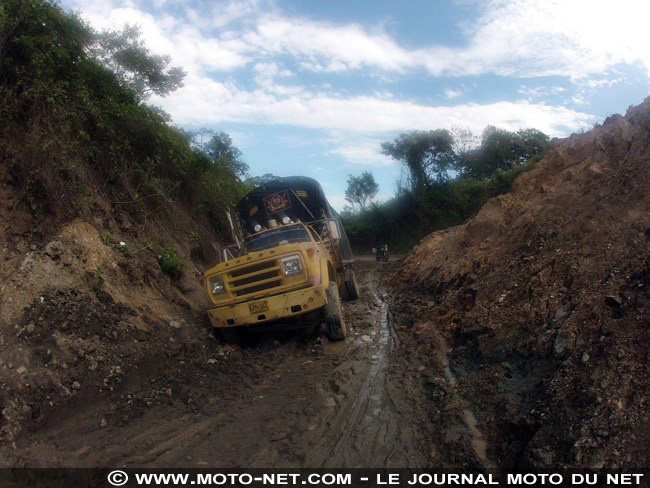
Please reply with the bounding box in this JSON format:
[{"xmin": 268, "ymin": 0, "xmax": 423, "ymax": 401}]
[
  {"xmin": 310, "ymin": 265, "xmax": 427, "ymax": 467},
  {"xmin": 319, "ymin": 280, "xmax": 423, "ymax": 468}
]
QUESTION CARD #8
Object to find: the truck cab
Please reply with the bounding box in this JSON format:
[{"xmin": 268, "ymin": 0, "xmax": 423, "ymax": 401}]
[{"xmin": 204, "ymin": 176, "xmax": 359, "ymax": 342}]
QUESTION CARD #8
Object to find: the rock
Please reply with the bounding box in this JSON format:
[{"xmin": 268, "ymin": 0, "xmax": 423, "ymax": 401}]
[
  {"xmin": 169, "ymin": 320, "xmax": 182, "ymax": 329},
  {"xmin": 26, "ymin": 323, "xmax": 35, "ymax": 335},
  {"xmin": 72, "ymin": 381, "xmax": 81, "ymax": 391},
  {"xmin": 44, "ymin": 240, "xmax": 64, "ymax": 259},
  {"xmin": 16, "ymin": 366, "xmax": 27, "ymax": 375},
  {"xmin": 554, "ymin": 305, "xmax": 571, "ymax": 322},
  {"xmin": 207, "ymin": 358, "xmax": 217, "ymax": 364},
  {"xmin": 20, "ymin": 255, "xmax": 35, "ymax": 272},
  {"xmin": 100, "ymin": 418, "xmax": 107, "ymax": 428},
  {"xmin": 531, "ymin": 448, "xmax": 554, "ymax": 466},
  {"xmin": 553, "ymin": 326, "xmax": 575, "ymax": 358},
  {"xmin": 605, "ymin": 295, "xmax": 623, "ymax": 307},
  {"xmin": 165, "ymin": 388, "xmax": 173, "ymax": 397}
]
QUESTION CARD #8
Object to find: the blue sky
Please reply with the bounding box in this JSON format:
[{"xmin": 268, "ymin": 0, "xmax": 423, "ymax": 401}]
[{"xmin": 64, "ymin": 0, "xmax": 650, "ymax": 209}]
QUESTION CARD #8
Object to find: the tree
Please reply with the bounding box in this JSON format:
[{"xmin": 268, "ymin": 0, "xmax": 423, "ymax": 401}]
[
  {"xmin": 345, "ymin": 171, "xmax": 379, "ymax": 212},
  {"xmin": 381, "ymin": 130, "xmax": 454, "ymax": 192},
  {"xmin": 244, "ymin": 173, "xmax": 281, "ymax": 189},
  {"xmin": 198, "ymin": 130, "xmax": 249, "ymax": 179},
  {"xmin": 450, "ymin": 125, "xmax": 479, "ymax": 175},
  {"xmin": 90, "ymin": 24, "xmax": 185, "ymax": 101},
  {"xmin": 459, "ymin": 126, "xmax": 550, "ymax": 179}
]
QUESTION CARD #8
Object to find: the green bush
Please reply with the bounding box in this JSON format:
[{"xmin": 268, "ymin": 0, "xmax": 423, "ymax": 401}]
[
  {"xmin": 158, "ymin": 246, "xmax": 184, "ymax": 278},
  {"xmin": 0, "ymin": 0, "xmax": 247, "ymax": 234},
  {"xmin": 342, "ymin": 159, "xmax": 539, "ymax": 252}
]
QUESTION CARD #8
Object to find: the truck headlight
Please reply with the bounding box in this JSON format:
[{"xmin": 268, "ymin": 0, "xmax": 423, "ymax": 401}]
[
  {"xmin": 209, "ymin": 276, "xmax": 226, "ymax": 295},
  {"xmin": 281, "ymin": 255, "xmax": 302, "ymax": 276}
]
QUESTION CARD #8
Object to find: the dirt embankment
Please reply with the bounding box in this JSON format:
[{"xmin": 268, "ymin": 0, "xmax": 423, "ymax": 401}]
[
  {"xmin": 0, "ymin": 154, "xmax": 226, "ymax": 461},
  {"xmin": 390, "ymin": 99, "xmax": 650, "ymax": 468}
]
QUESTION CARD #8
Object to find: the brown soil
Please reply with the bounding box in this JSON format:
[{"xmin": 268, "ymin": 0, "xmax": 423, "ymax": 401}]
[{"xmin": 390, "ymin": 98, "xmax": 650, "ymax": 469}]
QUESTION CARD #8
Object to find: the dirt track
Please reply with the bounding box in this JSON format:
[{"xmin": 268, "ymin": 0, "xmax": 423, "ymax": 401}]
[{"xmin": 5, "ymin": 261, "xmax": 452, "ymax": 468}]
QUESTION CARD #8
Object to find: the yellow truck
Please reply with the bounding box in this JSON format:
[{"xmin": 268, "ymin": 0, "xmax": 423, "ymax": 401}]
[{"xmin": 204, "ymin": 176, "xmax": 359, "ymax": 342}]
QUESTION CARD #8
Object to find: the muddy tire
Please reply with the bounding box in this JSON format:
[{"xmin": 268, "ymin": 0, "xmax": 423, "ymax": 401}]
[
  {"xmin": 324, "ymin": 282, "xmax": 347, "ymax": 341},
  {"xmin": 340, "ymin": 268, "xmax": 360, "ymax": 301},
  {"xmin": 218, "ymin": 327, "xmax": 246, "ymax": 345}
]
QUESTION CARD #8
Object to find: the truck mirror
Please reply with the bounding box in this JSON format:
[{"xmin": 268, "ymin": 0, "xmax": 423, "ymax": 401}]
[
  {"xmin": 220, "ymin": 248, "xmax": 230, "ymax": 263},
  {"xmin": 327, "ymin": 220, "xmax": 340, "ymax": 240}
]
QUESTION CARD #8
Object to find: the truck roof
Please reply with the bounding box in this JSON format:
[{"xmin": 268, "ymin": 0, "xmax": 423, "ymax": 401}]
[
  {"xmin": 237, "ymin": 176, "xmax": 353, "ymax": 261},
  {"xmin": 238, "ymin": 176, "xmax": 331, "ymax": 223}
]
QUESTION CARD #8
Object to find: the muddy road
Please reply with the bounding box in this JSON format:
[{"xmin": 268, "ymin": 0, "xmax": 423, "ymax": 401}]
[{"xmin": 5, "ymin": 260, "xmax": 494, "ymax": 468}]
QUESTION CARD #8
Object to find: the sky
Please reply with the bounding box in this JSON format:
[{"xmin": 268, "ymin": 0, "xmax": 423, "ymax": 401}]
[{"xmin": 62, "ymin": 0, "xmax": 650, "ymax": 210}]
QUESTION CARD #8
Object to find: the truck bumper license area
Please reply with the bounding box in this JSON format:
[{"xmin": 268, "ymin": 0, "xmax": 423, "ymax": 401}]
[{"xmin": 248, "ymin": 301, "xmax": 269, "ymax": 313}]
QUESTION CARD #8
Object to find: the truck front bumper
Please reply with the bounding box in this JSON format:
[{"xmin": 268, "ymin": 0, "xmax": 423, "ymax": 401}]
[{"xmin": 207, "ymin": 284, "xmax": 327, "ymax": 328}]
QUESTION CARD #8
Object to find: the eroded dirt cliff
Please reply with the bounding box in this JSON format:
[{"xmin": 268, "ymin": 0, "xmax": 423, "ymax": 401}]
[{"xmin": 391, "ymin": 98, "xmax": 650, "ymax": 468}]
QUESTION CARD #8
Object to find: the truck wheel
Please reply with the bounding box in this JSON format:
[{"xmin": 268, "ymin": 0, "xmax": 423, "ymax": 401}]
[
  {"xmin": 339, "ymin": 268, "xmax": 360, "ymax": 301},
  {"xmin": 218, "ymin": 327, "xmax": 246, "ymax": 345},
  {"xmin": 344, "ymin": 269, "xmax": 360, "ymax": 300},
  {"xmin": 324, "ymin": 282, "xmax": 347, "ymax": 341}
]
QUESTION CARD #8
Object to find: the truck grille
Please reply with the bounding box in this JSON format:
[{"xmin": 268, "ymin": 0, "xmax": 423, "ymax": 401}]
[{"xmin": 227, "ymin": 259, "xmax": 283, "ymax": 297}]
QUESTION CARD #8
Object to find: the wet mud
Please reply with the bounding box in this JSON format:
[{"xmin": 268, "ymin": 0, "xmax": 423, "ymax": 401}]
[{"xmin": 5, "ymin": 262, "xmax": 436, "ymax": 468}]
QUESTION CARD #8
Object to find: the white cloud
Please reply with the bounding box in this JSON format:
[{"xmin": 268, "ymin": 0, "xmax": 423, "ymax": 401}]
[
  {"xmin": 326, "ymin": 137, "xmax": 394, "ymax": 166},
  {"xmin": 150, "ymin": 72, "xmax": 596, "ymax": 168},
  {"xmin": 518, "ymin": 85, "xmax": 566, "ymax": 99},
  {"xmin": 252, "ymin": 62, "xmax": 293, "ymax": 88},
  {"xmin": 567, "ymin": 74, "xmax": 625, "ymax": 106},
  {"xmin": 444, "ymin": 88, "xmax": 463, "ymax": 99},
  {"xmin": 327, "ymin": 194, "xmax": 348, "ymax": 210},
  {"xmin": 241, "ymin": 17, "xmax": 414, "ymax": 73},
  {"xmin": 417, "ymin": 0, "xmax": 650, "ymax": 78},
  {"xmin": 583, "ymin": 77, "xmax": 623, "ymax": 89},
  {"xmin": 69, "ymin": 0, "xmax": 650, "ymax": 82},
  {"xmin": 67, "ymin": 0, "xmax": 251, "ymax": 74},
  {"xmin": 155, "ymin": 75, "xmax": 596, "ymax": 137}
]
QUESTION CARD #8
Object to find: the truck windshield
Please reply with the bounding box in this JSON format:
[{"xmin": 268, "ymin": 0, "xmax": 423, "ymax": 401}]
[{"xmin": 244, "ymin": 225, "xmax": 311, "ymax": 252}]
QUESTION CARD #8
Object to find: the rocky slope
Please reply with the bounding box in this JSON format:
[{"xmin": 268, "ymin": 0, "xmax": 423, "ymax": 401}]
[
  {"xmin": 0, "ymin": 162, "xmax": 227, "ymax": 458},
  {"xmin": 392, "ymin": 98, "xmax": 650, "ymax": 468}
]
